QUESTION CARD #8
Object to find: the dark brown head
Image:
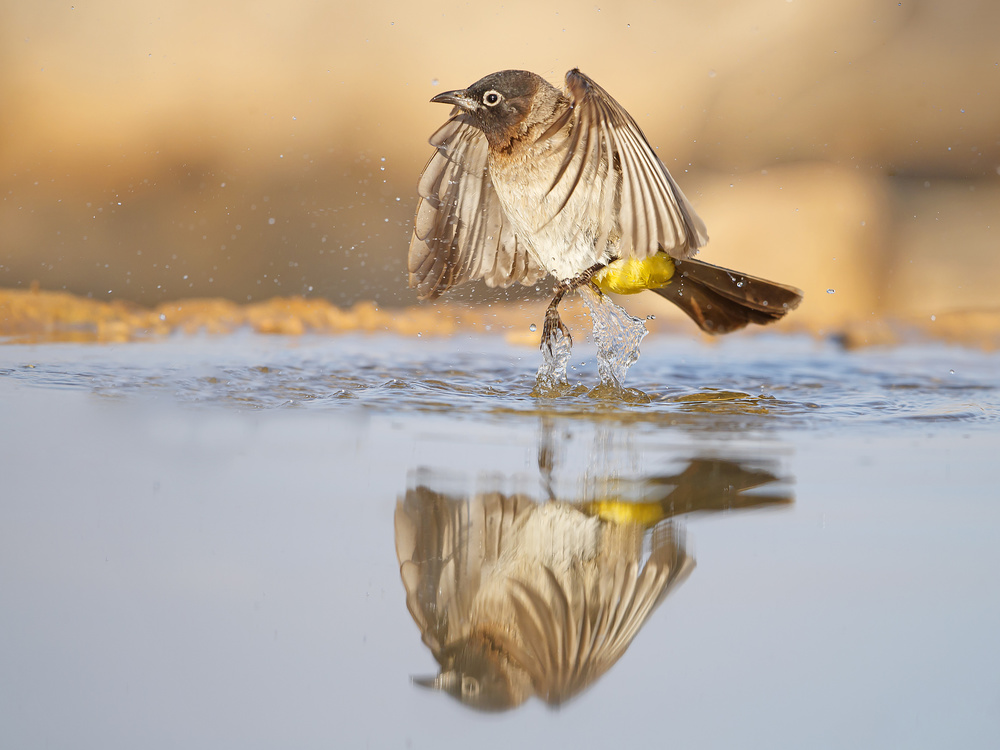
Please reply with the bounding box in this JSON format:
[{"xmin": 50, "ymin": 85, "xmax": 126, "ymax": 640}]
[
  {"xmin": 430, "ymin": 70, "xmax": 566, "ymax": 150},
  {"xmin": 412, "ymin": 633, "xmax": 533, "ymax": 712}
]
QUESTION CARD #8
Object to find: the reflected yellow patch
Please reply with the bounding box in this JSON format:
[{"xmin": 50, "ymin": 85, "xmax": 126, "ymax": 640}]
[{"xmin": 583, "ymin": 500, "xmax": 667, "ymax": 528}]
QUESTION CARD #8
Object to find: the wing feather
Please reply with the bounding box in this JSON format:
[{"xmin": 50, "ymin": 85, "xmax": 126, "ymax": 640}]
[
  {"xmin": 508, "ymin": 523, "xmax": 694, "ymax": 706},
  {"xmin": 408, "ymin": 114, "xmax": 545, "ymax": 299},
  {"xmin": 557, "ymin": 69, "xmax": 709, "ymax": 261},
  {"xmin": 394, "ymin": 487, "xmax": 534, "ymax": 665}
]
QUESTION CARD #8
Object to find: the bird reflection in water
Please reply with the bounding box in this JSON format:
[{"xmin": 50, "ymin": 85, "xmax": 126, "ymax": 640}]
[{"xmin": 395, "ymin": 453, "xmax": 791, "ymax": 711}]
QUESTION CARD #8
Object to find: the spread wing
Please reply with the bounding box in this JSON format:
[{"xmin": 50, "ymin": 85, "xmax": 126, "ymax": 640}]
[
  {"xmin": 506, "ymin": 522, "xmax": 695, "ymax": 706},
  {"xmin": 545, "ymin": 69, "xmax": 708, "ymax": 261},
  {"xmin": 408, "ymin": 113, "xmax": 546, "ymax": 300},
  {"xmin": 394, "ymin": 485, "xmax": 533, "ymax": 662}
]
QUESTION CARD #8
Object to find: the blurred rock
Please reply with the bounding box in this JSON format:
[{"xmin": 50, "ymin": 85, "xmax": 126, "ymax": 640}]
[
  {"xmin": 884, "ymin": 178, "xmax": 1000, "ymax": 317},
  {"xmin": 3, "ymin": 287, "xmax": 999, "ymax": 350},
  {"xmin": 921, "ymin": 309, "xmax": 1000, "ymax": 351}
]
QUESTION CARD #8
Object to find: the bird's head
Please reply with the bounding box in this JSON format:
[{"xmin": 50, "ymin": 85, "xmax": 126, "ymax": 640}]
[
  {"xmin": 430, "ymin": 70, "xmax": 565, "ymax": 150},
  {"xmin": 412, "ymin": 632, "xmax": 533, "ymax": 711}
]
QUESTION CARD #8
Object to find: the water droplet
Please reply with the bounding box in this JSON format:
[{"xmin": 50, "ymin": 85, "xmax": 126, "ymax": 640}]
[
  {"xmin": 949, "ymin": 369, "xmax": 955, "ymax": 375},
  {"xmin": 827, "ymin": 288, "xmax": 835, "ymax": 294},
  {"xmin": 646, "ymin": 314, "xmax": 655, "ymax": 321},
  {"xmin": 529, "ymin": 323, "xmax": 537, "ymax": 332}
]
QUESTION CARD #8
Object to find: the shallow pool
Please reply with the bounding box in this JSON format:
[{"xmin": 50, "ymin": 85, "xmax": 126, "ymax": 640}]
[{"xmin": 1, "ymin": 332, "xmax": 998, "ymax": 748}]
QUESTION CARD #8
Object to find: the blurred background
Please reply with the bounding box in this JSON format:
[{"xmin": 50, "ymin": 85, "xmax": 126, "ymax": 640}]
[{"xmin": 2, "ymin": 0, "xmax": 998, "ymax": 334}]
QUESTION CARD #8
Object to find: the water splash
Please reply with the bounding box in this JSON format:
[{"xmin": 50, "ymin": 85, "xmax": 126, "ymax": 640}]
[
  {"xmin": 579, "ymin": 286, "xmax": 649, "ymax": 387},
  {"xmin": 534, "ymin": 285, "xmax": 649, "ymax": 394},
  {"xmin": 535, "ymin": 324, "xmax": 572, "ymax": 389}
]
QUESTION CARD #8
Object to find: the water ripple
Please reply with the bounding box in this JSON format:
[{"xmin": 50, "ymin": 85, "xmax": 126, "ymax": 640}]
[{"xmin": 0, "ymin": 333, "xmax": 997, "ymax": 434}]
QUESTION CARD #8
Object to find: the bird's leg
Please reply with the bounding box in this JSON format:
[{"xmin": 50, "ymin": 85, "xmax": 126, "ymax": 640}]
[
  {"xmin": 541, "ymin": 284, "xmax": 572, "ymax": 351},
  {"xmin": 539, "ymin": 262, "xmax": 606, "ymax": 353}
]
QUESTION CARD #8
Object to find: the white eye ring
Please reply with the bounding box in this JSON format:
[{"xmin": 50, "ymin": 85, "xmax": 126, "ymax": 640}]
[
  {"xmin": 462, "ymin": 676, "xmax": 480, "ymax": 695},
  {"xmin": 482, "ymin": 90, "xmax": 502, "ymax": 106}
]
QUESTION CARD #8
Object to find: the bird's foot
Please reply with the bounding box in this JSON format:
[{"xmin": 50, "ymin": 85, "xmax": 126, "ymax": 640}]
[{"xmin": 540, "ymin": 305, "xmax": 572, "ymax": 356}]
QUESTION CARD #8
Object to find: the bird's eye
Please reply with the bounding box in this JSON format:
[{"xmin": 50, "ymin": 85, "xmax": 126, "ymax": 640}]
[
  {"xmin": 482, "ymin": 90, "xmax": 502, "ymax": 107},
  {"xmin": 461, "ymin": 676, "xmax": 480, "ymax": 696}
]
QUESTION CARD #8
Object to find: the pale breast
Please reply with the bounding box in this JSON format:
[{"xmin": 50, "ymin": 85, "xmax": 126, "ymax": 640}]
[{"xmin": 488, "ymin": 138, "xmax": 617, "ymax": 282}]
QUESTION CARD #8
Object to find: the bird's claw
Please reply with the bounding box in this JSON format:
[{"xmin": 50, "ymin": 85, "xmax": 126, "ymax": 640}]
[{"xmin": 540, "ymin": 307, "xmax": 572, "ymax": 355}]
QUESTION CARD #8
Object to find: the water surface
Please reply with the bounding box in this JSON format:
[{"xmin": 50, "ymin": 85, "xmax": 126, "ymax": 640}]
[{"xmin": 1, "ymin": 333, "xmax": 997, "ymax": 748}]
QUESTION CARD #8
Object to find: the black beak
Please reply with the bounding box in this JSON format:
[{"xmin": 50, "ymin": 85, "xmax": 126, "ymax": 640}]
[
  {"xmin": 430, "ymin": 89, "xmax": 478, "ymax": 111},
  {"xmin": 412, "ymin": 671, "xmax": 456, "ymax": 691}
]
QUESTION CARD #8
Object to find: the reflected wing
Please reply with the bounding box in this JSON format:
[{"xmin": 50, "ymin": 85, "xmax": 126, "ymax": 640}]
[
  {"xmin": 545, "ymin": 69, "xmax": 708, "ymax": 261},
  {"xmin": 394, "ymin": 486, "xmax": 533, "ymax": 662},
  {"xmin": 507, "ymin": 522, "xmax": 694, "ymax": 705},
  {"xmin": 408, "ymin": 114, "xmax": 546, "ymax": 299}
]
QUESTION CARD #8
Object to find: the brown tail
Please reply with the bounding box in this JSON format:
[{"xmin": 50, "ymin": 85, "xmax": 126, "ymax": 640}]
[{"xmin": 652, "ymin": 258, "xmax": 803, "ymax": 334}]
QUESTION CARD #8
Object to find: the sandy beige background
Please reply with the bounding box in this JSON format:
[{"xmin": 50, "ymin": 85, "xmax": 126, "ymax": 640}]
[{"xmin": 1, "ymin": 0, "xmax": 998, "ymax": 333}]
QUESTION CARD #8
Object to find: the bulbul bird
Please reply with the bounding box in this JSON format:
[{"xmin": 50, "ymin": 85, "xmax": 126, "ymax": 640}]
[
  {"xmin": 394, "ymin": 458, "xmax": 790, "ymax": 711},
  {"xmin": 408, "ymin": 69, "xmax": 803, "ymax": 351},
  {"xmin": 395, "ymin": 486, "xmax": 694, "ymax": 711}
]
